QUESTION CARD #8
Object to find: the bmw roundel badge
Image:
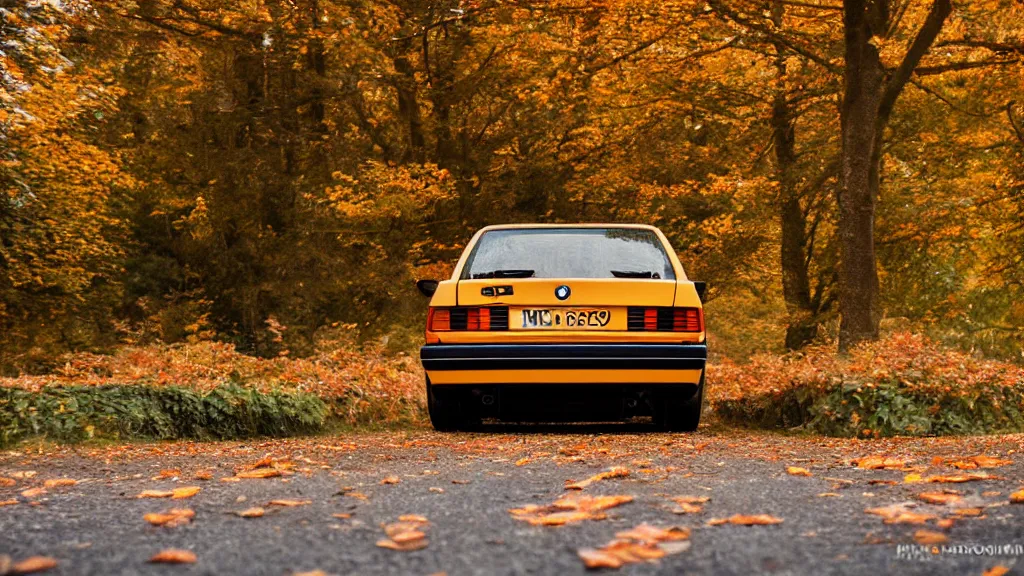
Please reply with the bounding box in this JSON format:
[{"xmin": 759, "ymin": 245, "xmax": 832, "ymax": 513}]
[{"xmin": 555, "ymin": 285, "xmax": 571, "ymax": 301}]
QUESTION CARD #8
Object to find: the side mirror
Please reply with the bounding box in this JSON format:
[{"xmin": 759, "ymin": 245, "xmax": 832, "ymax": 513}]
[
  {"xmin": 693, "ymin": 281, "xmax": 707, "ymax": 302},
  {"xmin": 417, "ymin": 279, "xmax": 439, "ymax": 297}
]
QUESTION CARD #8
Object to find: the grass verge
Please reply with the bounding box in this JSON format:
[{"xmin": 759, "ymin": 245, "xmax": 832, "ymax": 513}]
[{"xmin": 0, "ymin": 385, "xmax": 328, "ymax": 448}]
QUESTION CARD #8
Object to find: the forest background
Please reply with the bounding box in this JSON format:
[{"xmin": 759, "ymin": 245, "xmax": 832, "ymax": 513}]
[{"xmin": 2, "ymin": 0, "xmax": 1024, "ymax": 440}]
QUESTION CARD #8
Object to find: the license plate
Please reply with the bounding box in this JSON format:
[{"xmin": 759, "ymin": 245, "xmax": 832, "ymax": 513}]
[{"xmin": 519, "ymin": 308, "xmax": 611, "ymax": 329}]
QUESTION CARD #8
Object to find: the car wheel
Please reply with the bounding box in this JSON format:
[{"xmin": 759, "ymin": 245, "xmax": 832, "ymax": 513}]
[
  {"xmin": 659, "ymin": 374, "xmax": 705, "ymax": 432},
  {"xmin": 427, "ymin": 377, "xmax": 464, "ymax": 432}
]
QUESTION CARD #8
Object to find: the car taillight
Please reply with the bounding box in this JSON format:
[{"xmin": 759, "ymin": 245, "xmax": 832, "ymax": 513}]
[
  {"xmin": 428, "ymin": 308, "xmax": 450, "ymax": 331},
  {"xmin": 628, "ymin": 307, "xmax": 703, "ymax": 332},
  {"xmin": 428, "ymin": 307, "xmax": 508, "ymax": 331}
]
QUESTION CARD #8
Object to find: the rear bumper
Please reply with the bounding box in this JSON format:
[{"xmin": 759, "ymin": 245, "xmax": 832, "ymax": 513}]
[{"xmin": 421, "ymin": 343, "xmax": 706, "ymax": 385}]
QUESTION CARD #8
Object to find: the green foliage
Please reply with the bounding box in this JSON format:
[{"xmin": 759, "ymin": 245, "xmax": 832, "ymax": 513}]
[
  {"xmin": 0, "ymin": 384, "xmax": 327, "ymax": 448},
  {"xmin": 710, "ymin": 333, "xmax": 1024, "ymax": 437}
]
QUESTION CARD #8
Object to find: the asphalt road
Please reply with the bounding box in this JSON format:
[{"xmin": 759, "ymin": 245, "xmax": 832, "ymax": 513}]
[{"xmin": 2, "ymin": 428, "xmax": 1023, "ymax": 576}]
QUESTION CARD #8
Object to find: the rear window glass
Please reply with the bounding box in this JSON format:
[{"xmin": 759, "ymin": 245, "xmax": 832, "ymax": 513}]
[{"xmin": 461, "ymin": 228, "xmax": 676, "ymax": 280}]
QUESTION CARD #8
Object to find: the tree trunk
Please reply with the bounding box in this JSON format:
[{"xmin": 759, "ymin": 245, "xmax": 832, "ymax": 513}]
[
  {"xmin": 836, "ymin": 0, "xmax": 950, "ymax": 351},
  {"xmin": 837, "ymin": 2, "xmax": 884, "ymax": 350},
  {"xmin": 770, "ymin": 7, "xmax": 818, "ymax": 350}
]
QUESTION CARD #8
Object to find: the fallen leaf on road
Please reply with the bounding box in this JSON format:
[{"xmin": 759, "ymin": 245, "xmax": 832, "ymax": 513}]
[
  {"xmin": 578, "ymin": 523, "xmax": 690, "ymax": 569},
  {"xmin": 866, "ymin": 504, "xmax": 935, "ymax": 525},
  {"xmin": 855, "ymin": 456, "xmax": 907, "ymax": 470},
  {"xmin": 381, "ymin": 476, "xmax": 401, "ymax": 485},
  {"xmin": 982, "ymin": 567, "xmax": 1010, "ymax": 576},
  {"xmin": 293, "ymin": 571, "xmax": 329, "ymax": 576},
  {"xmin": 787, "ymin": 466, "xmax": 812, "ymax": 477},
  {"xmin": 924, "ymin": 472, "xmax": 1002, "ymax": 483},
  {"xmin": 149, "ymin": 549, "xmax": 196, "ymax": 564},
  {"xmin": 137, "ymin": 490, "xmax": 174, "ymax": 499},
  {"xmin": 950, "ymin": 456, "xmax": 1012, "ymax": 469},
  {"xmin": 615, "ymin": 524, "xmax": 690, "ymax": 544},
  {"xmin": 913, "ymin": 530, "xmax": 948, "ymax": 545},
  {"xmin": 451, "ymin": 480, "xmax": 470, "ymax": 485},
  {"xmin": 566, "ymin": 467, "xmax": 629, "ymax": 490},
  {"xmin": 672, "ymin": 502, "xmax": 704, "ymax": 514},
  {"xmin": 952, "ymin": 508, "xmax": 984, "ymax": 517},
  {"xmin": 936, "ymin": 518, "xmax": 955, "ymax": 529},
  {"xmin": 1008, "ymin": 490, "xmax": 1024, "ymax": 504},
  {"xmin": 236, "ymin": 507, "xmax": 265, "ymax": 518},
  {"xmin": 154, "ymin": 469, "xmax": 181, "ymax": 480},
  {"xmin": 0, "ymin": 477, "xmax": 16, "ymax": 487},
  {"xmin": 672, "ymin": 496, "xmax": 710, "ymax": 505},
  {"xmin": 10, "ymin": 556, "xmax": 58, "ymax": 574},
  {"xmin": 144, "ymin": 508, "xmax": 195, "ymax": 527},
  {"xmin": 19, "ymin": 488, "xmax": 46, "ymax": 499},
  {"xmin": 515, "ymin": 457, "xmax": 532, "ymax": 466},
  {"xmin": 719, "ymin": 514, "xmax": 784, "ymax": 526},
  {"xmin": 510, "ymin": 494, "xmax": 633, "ymax": 526},
  {"xmin": 171, "ymin": 487, "xmax": 201, "ymax": 499},
  {"xmin": 42, "ymin": 479, "xmax": 76, "ymax": 489},
  {"xmin": 332, "ymin": 513, "xmax": 352, "ymax": 519},
  {"xmin": 194, "ymin": 470, "xmax": 213, "ymax": 481},
  {"xmin": 235, "ymin": 469, "xmax": 281, "ymax": 479},
  {"xmin": 429, "ymin": 487, "xmax": 444, "ymax": 493},
  {"xmin": 0, "ymin": 499, "xmax": 19, "ymax": 507},
  {"xmin": 917, "ymin": 492, "xmax": 962, "ymax": 505},
  {"xmin": 10, "ymin": 472, "xmax": 36, "ymax": 480},
  {"xmin": 377, "ymin": 516, "xmax": 429, "ymax": 551},
  {"xmin": 817, "ymin": 493, "xmax": 841, "ymax": 498},
  {"xmin": 267, "ymin": 499, "xmax": 311, "ymax": 507},
  {"xmin": 867, "ymin": 480, "xmax": 898, "ymax": 486}
]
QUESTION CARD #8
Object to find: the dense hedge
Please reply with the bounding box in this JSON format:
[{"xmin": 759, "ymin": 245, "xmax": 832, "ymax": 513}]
[
  {"xmin": 709, "ymin": 333, "xmax": 1024, "ymax": 437},
  {"xmin": 0, "ymin": 384, "xmax": 327, "ymax": 447}
]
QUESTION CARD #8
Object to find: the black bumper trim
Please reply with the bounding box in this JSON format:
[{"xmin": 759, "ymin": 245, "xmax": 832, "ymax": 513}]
[{"xmin": 421, "ymin": 343, "xmax": 707, "ymax": 371}]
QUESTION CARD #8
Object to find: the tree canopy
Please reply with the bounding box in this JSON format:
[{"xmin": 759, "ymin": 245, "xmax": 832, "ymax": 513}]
[{"xmin": 1, "ymin": 0, "xmax": 1022, "ymax": 370}]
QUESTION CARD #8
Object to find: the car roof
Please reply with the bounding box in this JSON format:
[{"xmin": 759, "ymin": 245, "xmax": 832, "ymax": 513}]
[{"xmin": 477, "ymin": 223, "xmax": 659, "ymax": 232}]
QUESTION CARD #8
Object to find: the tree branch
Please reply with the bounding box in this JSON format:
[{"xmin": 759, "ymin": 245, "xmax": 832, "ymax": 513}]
[{"xmin": 876, "ymin": 0, "xmax": 952, "ymax": 128}]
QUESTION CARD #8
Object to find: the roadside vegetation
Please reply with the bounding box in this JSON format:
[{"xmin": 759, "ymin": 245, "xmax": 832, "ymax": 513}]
[
  {"xmin": 710, "ymin": 333, "xmax": 1024, "ymax": 437},
  {"xmin": 0, "ymin": 342, "xmax": 425, "ymax": 447},
  {"xmin": 3, "ymin": 332, "xmax": 1023, "ymax": 447}
]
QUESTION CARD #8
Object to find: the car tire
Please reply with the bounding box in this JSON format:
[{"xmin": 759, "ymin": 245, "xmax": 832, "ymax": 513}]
[
  {"xmin": 659, "ymin": 374, "xmax": 705, "ymax": 432},
  {"xmin": 427, "ymin": 377, "xmax": 463, "ymax": 432}
]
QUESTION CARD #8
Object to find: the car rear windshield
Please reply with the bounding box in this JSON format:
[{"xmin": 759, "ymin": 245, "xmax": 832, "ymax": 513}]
[{"xmin": 460, "ymin": 228, "xmax": 676, "ymax": 280}]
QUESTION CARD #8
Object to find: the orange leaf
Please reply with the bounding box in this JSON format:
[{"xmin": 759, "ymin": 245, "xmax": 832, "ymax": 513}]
[
  {"xmin": 42, "ymin": 479, "xmax": 76, "ymax": 489},
  {"xmin": 235, "ymin": 469, "xmax": 281, "ymax": 479},
  {"xmin": 1010, "ymin": 490, "xmax": 1024, "ymax": 504},
  {"xmin": 148, "ymin": 549, "xmax": 197, "ymax": 564},
  {"xmin": 236, "ymin": 507, "xmax": 265, "ymax": 518},
  {"xmin": 267, "ymin": 499, "xmax": 311, "ymax": 507},
  {"xmin": 913, "ymin": 530, "xmax": 948, "ymax": 545},
  {"xmin": 786, "ymin": 466, "xmax": 812, "ymax": 477},
  {"xmin": 565, "ymin": 467, "xmax": 630, "ymax": 490},
  {"xmin": 982, "ymin": 567, "xmax": 1011, "ymax": 576},
  {"xmin": 0, "ymin": 477, "xmax": 15, "ymax": 487},
  {"xmin": 725, "ymin": 514, "xmax": 783, "ymax": 526},
  {"xmin": 917, "ymin": 492, "xmax": 962, "ymax": 505},
  {"xmin": 137, "ymin": 490, "xmax": 173, "ymax": 499},
  {"xmin": 398, "ymin": 514, "xmax": 428, "ymax": 523},
  {"xmin": 171, "ymin": 487, "xmax": 201, "ymax": 499},
  {"xmin": 924, "ymin": 472, "xmax": 1001, "ymax": 483},
  {"xmin": 20, "ymin": 488, "xmax": 46, "ymax": 499},
  {"xmin": 143, "ymin": 508, "xmax": 195, "ymax": 527},
  {"xmin": 381, "ymin": 476, "xmax": 401, "ymax": 485},
  {"xmin": 855, "ymin": 456, "xmax": 906, "ymax": 470},
  {"xmin": 0, "ymin": 499, "xmax": 19, "ymax": 507},
  {"xmin": 578, "ymin": 548, "xmax": 624, "ymax": 569},
  {"xmin": 11, "ymin": 556, "xmax": 58, "ymax": 574}
]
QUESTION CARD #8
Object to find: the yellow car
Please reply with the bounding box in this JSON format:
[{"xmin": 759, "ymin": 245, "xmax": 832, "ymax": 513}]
[{"xmin": 417, "ymin": 224, "xmax": 706, "ymax": 431}]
